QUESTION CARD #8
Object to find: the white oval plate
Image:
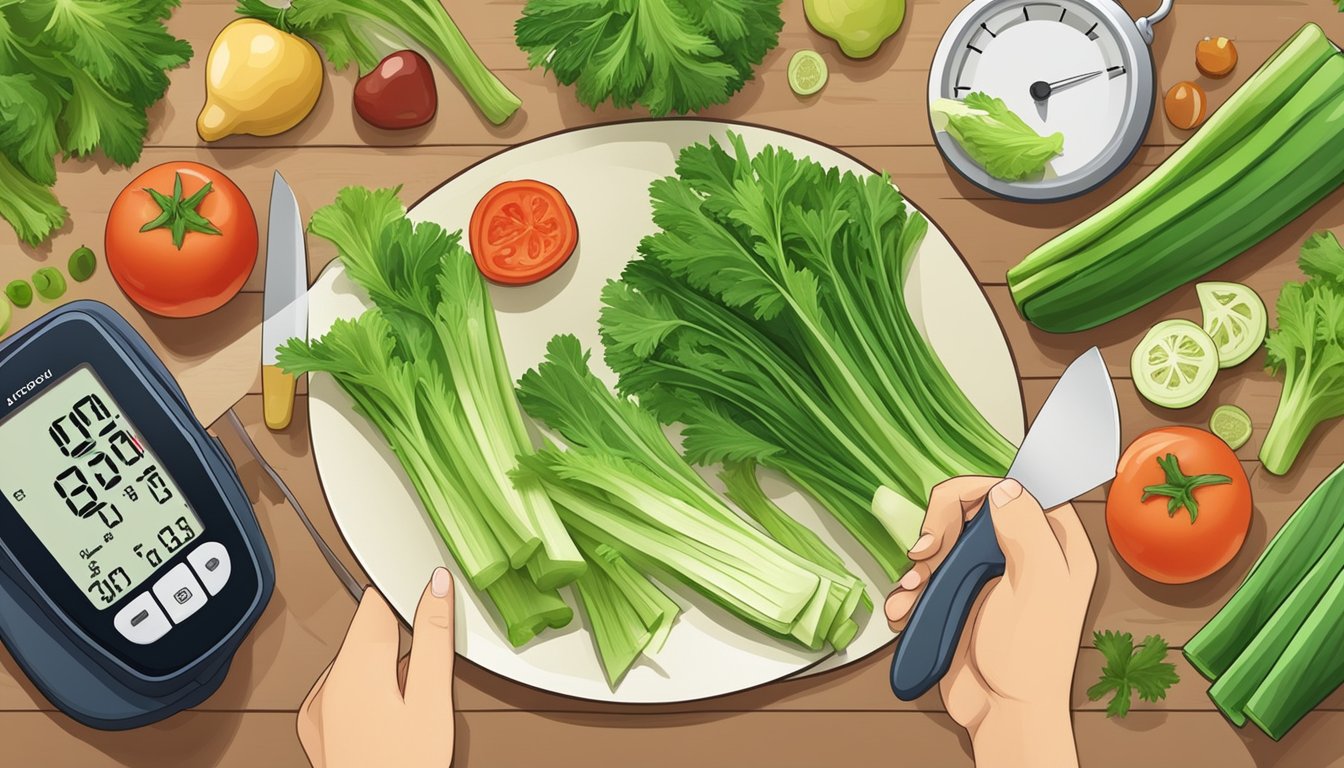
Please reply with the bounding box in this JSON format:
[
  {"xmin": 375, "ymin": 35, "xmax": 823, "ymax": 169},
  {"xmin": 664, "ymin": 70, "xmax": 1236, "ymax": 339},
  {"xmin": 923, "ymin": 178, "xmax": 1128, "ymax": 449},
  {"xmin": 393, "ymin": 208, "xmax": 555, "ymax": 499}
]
[{"xmin": 307, "ymin": 120, "xmax": 1025, "ymax": 703}]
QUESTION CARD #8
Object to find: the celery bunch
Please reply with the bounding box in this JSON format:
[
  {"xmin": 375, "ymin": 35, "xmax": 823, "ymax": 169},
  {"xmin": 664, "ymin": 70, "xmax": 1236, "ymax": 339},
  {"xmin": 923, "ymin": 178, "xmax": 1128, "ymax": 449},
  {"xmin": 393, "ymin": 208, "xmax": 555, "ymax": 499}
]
[
  {"xmin": 1259, "ymin": 232, "xmax": 1344, "ymax": 475},
  {"xmin": 278, "ymin": 188, "xmax": 581, "ymax": 646},
  {"xmin": 599, "ymin": 134, "xmax": 1014, "ymax": 581},
  {"xmin": 518, "ymin": 336, "xmax": 866, "ymax": 654}
]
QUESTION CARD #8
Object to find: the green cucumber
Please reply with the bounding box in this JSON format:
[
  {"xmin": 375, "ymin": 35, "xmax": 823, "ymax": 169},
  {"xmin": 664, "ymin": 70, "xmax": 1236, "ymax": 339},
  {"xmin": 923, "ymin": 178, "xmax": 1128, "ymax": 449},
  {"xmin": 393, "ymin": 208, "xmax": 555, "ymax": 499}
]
[
  {"xmin": 1016, "ymin": 73, "xmax": 1344, "ymax": 331},
  {"xmin": 1131, "ymin": 319, "xmax": 1220, "ymax": 408},
  {"xmin": 1198, "ymin": 282, "xmax": 1268, "ymax": 368},
  {"xmin": 1210, "ymin": 405, "xmax": 1253, "ymax": 450},
  {"xmin": 788, "ymin": 50, "xmax": 827, "ymax": 96},
  {"xmin": 1009, "ymin": 24, "xmax": 1336, "ymax": 287}
]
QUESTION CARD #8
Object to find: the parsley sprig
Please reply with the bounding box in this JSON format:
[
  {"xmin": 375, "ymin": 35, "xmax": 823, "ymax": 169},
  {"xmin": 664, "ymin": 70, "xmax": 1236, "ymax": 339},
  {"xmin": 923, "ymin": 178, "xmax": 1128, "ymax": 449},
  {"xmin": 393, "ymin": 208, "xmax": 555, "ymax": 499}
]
[{"xmin": 1087, "ymin": 630, "xmax": 1180, "ymax": 718}]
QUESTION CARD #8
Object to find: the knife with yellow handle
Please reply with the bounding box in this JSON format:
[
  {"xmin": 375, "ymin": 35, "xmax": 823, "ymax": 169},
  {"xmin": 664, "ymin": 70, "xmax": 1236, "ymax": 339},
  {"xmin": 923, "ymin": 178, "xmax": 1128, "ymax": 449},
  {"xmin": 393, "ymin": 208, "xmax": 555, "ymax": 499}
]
[{"xmin": 261, "ymin": 171, "xmax": 307, "ymax": 431}]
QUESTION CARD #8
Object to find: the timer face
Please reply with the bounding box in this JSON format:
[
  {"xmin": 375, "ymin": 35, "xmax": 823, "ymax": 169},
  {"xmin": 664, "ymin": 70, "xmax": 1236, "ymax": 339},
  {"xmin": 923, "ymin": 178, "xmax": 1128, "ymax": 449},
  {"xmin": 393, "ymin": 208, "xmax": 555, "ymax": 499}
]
[
  {"xmin": 941, "ymin": 0, "xmax": 1133, "ymax": 178},
  {"xmin": 0, "ymin": 366, "xmax": 204, "ymax": 609}
]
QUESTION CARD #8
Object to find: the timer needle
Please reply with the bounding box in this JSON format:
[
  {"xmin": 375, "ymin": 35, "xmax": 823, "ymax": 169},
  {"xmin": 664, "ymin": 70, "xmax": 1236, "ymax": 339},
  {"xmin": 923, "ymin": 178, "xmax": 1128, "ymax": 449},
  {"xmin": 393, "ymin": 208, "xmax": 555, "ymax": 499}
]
[{"xmin": 1030, "ymin": 70, "xmax": 1103, "ymax": 101}]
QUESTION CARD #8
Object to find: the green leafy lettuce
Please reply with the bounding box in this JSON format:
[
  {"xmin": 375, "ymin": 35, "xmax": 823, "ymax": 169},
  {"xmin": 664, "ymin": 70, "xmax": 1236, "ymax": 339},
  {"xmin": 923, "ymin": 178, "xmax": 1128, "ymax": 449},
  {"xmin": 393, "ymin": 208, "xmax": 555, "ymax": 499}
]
[
  {"xmin": 931, "ymin": 92, "xmax": 1064, "ymax": 181},
  {"xmin": 514, "ymin": 0, "xmax": 783, "ymax": 116},
  {"xmin": 598, "ymin": 133, "xmax": 1015, "ymax": 581},
  {"xmin": 0, "ymin": 0, "xmax": 193, "ymax": 245},
  {"xmin": 1260, "ymin": 231, "xmax": 1344, "ymax": 474}
]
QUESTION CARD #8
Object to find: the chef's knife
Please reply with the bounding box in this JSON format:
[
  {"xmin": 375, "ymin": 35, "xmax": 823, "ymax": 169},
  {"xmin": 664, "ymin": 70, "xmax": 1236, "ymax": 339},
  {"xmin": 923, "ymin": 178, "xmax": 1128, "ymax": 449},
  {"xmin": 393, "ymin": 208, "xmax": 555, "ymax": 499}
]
[
  {"xmin": 261, "ymin": 171, "xmax": 307, "ymax": 431},
  {"xmin": 890, "ymin": 346, "xmax": 1120, "ymax": 700}
]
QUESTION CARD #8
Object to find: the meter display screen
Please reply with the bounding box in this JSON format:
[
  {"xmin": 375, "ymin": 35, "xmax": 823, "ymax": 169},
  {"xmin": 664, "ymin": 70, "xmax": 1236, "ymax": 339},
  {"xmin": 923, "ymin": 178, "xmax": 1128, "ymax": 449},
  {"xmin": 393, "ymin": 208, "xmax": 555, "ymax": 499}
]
[{"xmin": 0, "ymin": 366, "xmax": 204, "ymax": 610}]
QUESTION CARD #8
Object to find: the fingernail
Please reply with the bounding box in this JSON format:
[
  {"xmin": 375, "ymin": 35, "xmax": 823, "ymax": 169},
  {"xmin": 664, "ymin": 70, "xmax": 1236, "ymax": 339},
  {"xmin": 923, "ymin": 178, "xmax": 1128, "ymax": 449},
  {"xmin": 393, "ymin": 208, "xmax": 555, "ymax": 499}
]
[
  {"xmin": 909, "ymin": 533, "xmax": 935, "ymax": 555},
  {"xmin": 431, "ymin": 567, "xmax": 452, "ymax": 598},
  {"xmin": 989, "ymin": 479, "xmax": 1022, "ymax": 508},
  {"xmin": 898, "ymin": 568, "xmax": 922, "ymax": 591}
]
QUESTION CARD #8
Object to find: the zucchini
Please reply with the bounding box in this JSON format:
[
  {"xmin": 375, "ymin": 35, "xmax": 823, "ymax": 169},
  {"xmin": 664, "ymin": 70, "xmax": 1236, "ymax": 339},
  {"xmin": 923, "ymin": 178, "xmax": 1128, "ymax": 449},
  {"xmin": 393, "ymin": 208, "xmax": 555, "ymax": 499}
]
[
  {"xmin": 1208, "ymin": 522, "xmax": 1344, "ymax": 725},
  {"xmin": 1007, "ymin": 24, "xmax": 1342, "ymax": 332},
  {"xmin": 1244, "ymin": 565, "xmax": 1344, "ymax": 740},
  {"xmin": 1185, "ymin": 462, "xmax": 1344, "ymax": 680}
]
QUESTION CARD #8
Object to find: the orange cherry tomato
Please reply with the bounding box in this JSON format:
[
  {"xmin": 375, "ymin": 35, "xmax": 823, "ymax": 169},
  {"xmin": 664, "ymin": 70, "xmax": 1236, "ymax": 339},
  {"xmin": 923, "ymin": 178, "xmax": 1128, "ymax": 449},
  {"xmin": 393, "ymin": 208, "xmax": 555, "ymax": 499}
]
[
  {"xmin": 105, "ymin": 162, "xmax": 258, "ymax": 318},
  {"xmin": 1106, "ymin": 427, "xmax": 1251, "ymax": 584},
  {"xmin": 469, "ymin": 180, "xmax": 578, "ymax": 285}
]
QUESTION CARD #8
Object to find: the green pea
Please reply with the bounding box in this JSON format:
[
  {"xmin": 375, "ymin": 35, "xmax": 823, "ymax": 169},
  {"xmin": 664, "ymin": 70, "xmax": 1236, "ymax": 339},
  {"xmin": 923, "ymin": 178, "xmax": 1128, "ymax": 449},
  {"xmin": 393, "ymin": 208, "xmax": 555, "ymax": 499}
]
[
  {"xmin": 32, "ymin": 267, "xmax": 67, "ymax": 302},
  {"xmin": 0, "ymin": 296, "xmax": 9, "ymax": 336},
  {"xmin": 5, "ymin": 280, "xmax": 32, "ymax": 308},
  {"xmin": 68, "ymin": 246, "xmax": 97, "ymax": 282}
]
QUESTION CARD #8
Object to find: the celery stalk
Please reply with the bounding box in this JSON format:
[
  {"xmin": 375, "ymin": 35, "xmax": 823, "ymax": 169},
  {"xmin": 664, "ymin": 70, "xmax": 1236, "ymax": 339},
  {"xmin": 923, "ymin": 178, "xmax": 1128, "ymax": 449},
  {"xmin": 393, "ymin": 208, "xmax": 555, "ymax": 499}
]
[
  {"xmin": 571, "ymin": 533, "xmax": 679, "ymax": 686},
  {"xmin": 484, "ymin": 569, "xmax": 573, "ymax": 648}
]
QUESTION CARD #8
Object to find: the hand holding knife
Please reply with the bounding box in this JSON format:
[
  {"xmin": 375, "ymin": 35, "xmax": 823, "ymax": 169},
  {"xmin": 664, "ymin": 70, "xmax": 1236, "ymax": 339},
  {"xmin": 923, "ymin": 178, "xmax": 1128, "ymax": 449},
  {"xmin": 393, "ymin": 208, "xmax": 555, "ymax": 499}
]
[
  {"xmin": 261, "ymin": 171, "xmax": 308, "ymax": 431},
  {"xmin": 890, "ymin": 347, "xmax": 1120, "ymax": 700}
]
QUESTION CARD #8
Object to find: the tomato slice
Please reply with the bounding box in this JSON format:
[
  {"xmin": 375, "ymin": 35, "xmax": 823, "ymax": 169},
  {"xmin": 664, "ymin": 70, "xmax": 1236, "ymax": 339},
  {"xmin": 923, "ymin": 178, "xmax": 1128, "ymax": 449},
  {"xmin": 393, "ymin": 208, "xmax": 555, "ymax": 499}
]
[{"xmin": 469, "ymin": 180, "xmax": 578, "ymax": 285}]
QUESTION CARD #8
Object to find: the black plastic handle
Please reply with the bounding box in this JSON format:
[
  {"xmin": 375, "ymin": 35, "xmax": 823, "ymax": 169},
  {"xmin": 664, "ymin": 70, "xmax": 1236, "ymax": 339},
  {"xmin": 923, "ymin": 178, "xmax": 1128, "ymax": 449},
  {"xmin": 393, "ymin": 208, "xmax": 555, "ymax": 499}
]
[{"xmin": 890, "ymin": 498, "xmax": 1004, "ymax": 700}]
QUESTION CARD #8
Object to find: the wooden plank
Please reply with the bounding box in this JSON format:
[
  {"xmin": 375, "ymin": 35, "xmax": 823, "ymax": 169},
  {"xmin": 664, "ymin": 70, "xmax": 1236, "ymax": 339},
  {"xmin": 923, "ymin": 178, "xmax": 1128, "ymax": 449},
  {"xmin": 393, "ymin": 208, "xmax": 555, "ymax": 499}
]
[
  {"xmin": 445, "ymin": 710, "xmax": 1344, "ymax": 767},
  {"xmin": 3, "ymin": 709, "xmax": 1341, "ymax": 767},
  {"xmin": 150, "ymin": 0, "xmax": 1344, "ymax": 149},
  {"xmin": 0, "ymin": 712, "xmax": 308, "ymax": 767}
]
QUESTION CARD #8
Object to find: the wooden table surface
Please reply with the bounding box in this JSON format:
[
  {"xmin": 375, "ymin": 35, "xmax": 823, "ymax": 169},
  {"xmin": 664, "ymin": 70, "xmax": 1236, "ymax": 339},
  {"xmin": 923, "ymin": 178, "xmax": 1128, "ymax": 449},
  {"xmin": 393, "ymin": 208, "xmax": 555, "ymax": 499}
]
[{"xmin": 2, "ymin": 0, "xmax": 1344, "ymax": 765}]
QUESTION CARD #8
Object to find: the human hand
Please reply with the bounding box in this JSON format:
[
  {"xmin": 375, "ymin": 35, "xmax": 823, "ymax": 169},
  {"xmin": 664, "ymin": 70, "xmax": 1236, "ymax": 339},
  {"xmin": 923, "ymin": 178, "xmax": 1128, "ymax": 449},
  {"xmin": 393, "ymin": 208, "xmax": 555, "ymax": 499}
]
[
  {"xmin": 885, "ymin": 477, "xmax": 1096, "ymax": 768},
  {"xmin": 298, "ymin": 567, "xmax": 457, "ymax": 768}
]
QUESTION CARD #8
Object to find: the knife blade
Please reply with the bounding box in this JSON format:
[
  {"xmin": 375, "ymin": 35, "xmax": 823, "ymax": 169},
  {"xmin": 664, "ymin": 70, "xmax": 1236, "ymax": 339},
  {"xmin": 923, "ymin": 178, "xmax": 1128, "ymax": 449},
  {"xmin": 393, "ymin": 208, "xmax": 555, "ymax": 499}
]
[
  {"xmin": 890, "ymin": 346, "xmax": 1120, "ymax": 700},
  {"xmin": 261, "ymin": 171, "xmax": 307, "ymax": 431}
]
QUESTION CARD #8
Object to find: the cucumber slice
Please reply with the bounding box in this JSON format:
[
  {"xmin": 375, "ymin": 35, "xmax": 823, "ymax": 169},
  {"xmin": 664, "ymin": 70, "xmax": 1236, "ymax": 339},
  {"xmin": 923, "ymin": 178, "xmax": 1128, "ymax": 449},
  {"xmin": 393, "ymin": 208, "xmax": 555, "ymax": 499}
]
[
  {"xmin": 1211, "ymin": 404, "xmax": 1253, "ymax": 450},
  {"xmin": 788, "ymin": 50, "xmax": 828, "ymax": 96},
  {"xmin": 1198, "ymin": 282, "xmax": 1268, "ymax": 368},
  {"xmin": 1131, "ymin": 319, "xmax": 1220, "ymax": 409}
]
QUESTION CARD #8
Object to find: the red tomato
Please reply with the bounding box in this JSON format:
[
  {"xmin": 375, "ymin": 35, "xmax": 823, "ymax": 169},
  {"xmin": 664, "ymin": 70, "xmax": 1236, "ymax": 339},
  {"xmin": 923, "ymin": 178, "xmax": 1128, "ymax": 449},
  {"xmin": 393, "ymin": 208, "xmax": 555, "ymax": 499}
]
[
  {"xmin": 106, "ymin": 162, "xmax": 258, "ymax": 318},
  {"xmin": 1106, "ymin": 427, "xmax": 1251, "ymax": 584},
  {"xmin": 469, "ymin": 180, "xmax": 578, "ymax": 285}
]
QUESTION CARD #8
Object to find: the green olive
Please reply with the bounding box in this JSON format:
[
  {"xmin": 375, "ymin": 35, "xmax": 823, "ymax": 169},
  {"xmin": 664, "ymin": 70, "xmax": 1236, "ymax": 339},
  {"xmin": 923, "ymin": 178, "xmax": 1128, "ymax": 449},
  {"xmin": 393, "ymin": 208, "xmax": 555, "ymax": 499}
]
[
  {"xmin": 68, "ymin": 246, "xmax": 97, "ymax": 282},
  {"xmin": 33, "ymin": 267, "xmax": 67, "ymax": 302},
  {"xmin": 5, "ymin": 280, "xmax": 32, "ymax": 308}
]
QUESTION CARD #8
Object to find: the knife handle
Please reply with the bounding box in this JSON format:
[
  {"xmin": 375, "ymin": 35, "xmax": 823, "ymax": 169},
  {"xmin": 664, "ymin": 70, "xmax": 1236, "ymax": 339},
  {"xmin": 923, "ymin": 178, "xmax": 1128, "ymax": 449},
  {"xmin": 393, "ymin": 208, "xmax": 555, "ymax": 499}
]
[
  {"xmin": 890, "ymin": 499, "xmax": 1004, "ymax": 700},
  {"xmin": 262, "ymin": 364, "xmax": 296, "ymax": 431}
]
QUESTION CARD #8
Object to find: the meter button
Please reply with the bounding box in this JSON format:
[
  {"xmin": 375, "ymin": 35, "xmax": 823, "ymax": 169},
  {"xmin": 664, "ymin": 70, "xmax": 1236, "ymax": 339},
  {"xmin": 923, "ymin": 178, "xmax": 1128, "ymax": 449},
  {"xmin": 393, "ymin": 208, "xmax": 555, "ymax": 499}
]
[
  {"xmin": 187, "ymin": 541, "xmax": 231, "ymax": 596},
  {"xmin": 153, "ymin": 563, "xmax": 208, "ymax": 623},
  {"xmin": 114, "ymin": 593, "xmax": 171, "ymax": 645}
]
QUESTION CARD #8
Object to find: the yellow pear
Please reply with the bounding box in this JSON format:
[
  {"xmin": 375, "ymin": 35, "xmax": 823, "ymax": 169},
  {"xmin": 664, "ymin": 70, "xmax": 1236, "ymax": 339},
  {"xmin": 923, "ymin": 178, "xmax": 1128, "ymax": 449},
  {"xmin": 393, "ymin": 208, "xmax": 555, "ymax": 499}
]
[{"xmin": 197, "ymin": 19, "xmax": 324, "ymax": 142}]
